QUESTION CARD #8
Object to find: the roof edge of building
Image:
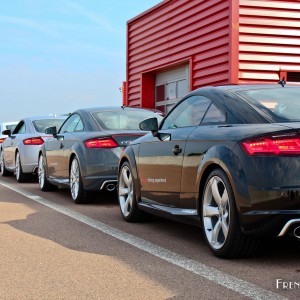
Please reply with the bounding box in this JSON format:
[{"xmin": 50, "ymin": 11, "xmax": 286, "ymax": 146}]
[{"xmin": 127, "ymin": 0, "xmax": 172, "ymax": 24}]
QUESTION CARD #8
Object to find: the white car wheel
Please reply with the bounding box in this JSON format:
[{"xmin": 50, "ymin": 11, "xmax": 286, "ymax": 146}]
[
  {"xmin": 118, "ymin": 161, "xmax": 150, "ymax": 222},
  {"xmin": 70, "ymin": 157, "xmax": 86, "ymax": 204},
  {"xmin": 119, "ymin": 164, "xmax": 134, "ymax": 218},
  {"xmin": 203, "ymin": 175, "xmax": 230, "ymax": 250},
  {"xmin": 15, "ymin": 152, "xmax": 30, "ymax": 182},
  {"xmin": 38, "ymin": 155, "xmax": 45, "ymax": 188},
  {"xmin": 202, "ymin": 169, "xmax": 260, "ymax": 258},
  {"xmin": 0, "ymin": 151, "xmax": 12, "ymax": 177},
  {"xmin": 38, "ymin": 154, "xmax": 58, "ymax": 191}
]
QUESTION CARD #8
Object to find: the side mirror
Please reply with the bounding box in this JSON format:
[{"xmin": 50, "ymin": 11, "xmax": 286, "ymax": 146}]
[
  {"xmin": 2, "ymin": 129, "xmax": 11, "ymax": 137},
  {"xmin": 45, "ymin": 126, "xmax": 57, "ymax": 137},
  {"xmin": 139, "ymin": 117, "xmax": 159, "ymax": 132}
]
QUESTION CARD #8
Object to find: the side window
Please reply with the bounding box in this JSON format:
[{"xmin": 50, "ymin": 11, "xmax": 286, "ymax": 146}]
[
  {"xmin": 18, "ymin": 124, "xmax": 26, "ymax": 134},
  {"xmin": 201, "ymin": 103, "xmax": 226, "ymax": 124},
  {"xmin": 14, "ymin": 121, "xmax": 26, "ymax": 134},
  {"xmin": 161, "ymin": 96, "xmax": 211, "ymax": 129},
  {"xmin": 59, "ymin": 114, "xmax": 81, "ymax": 133},
  {"xmin": 74, "ymin": 119, "xmax": 84, "ymax": 132}
]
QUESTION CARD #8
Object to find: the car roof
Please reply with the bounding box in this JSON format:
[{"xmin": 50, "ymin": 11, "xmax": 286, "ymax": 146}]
[
  {"xmin": 191, "ymin": 84, "xmax": 300, "ymax": 94},
  {"xmin": 22, "ymin": 115, "xmax": 67, "ymax": 121},
  {"xmin": 1, "ymin": 121, "xmax": 19, "ymax": 126},
  {"xmin": 75, "ymin": 106, "xmax": 162, "ymax": 114}
]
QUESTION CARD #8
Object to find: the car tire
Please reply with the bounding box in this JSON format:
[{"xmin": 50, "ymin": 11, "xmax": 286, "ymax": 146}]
[
  {"xmin": 201, "ymin": 168, "xmax": 259, "ymax": 258},
  {"xmin": 0, "ymin": 151, "xmax": 13, "ymax": 177},
  {"xmin": 70, "ymin": 157, "xmax": 87, "ymax": 204},
  {"xmin": 38, "ymin": 154, "xmax": 58, "ymax": 191},
  {"xmin": 118, "ymin": 161, "xmax": 150, "ymax": 222},
  {"xmin": 15, "ymin": 151, "xmax": 31, "ymax": 183}
]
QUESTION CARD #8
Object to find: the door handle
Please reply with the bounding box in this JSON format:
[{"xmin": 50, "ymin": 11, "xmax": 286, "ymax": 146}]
[
  {"xmin": 60, "ymin": 143, "xmax": 64, "ymax": 149},
  {"xmin": 172, "ymin": 145, "xmax": 182, "ymax": 155}
]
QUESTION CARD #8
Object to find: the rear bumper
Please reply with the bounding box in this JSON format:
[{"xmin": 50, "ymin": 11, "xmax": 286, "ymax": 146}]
[
  {"xmin": 231, "ymin": 145, "xmax": 300, "ymax": 237},
  {"xmin": 22, "ymin": 162, "xmax": 38, "ymax": 173},
  {"xmin": 235, "ymin": 180, "xmax": 300, "ymax": 237},
  {"xmin": 82, "ymin": 175, "xmax": 117, "ymax": 191},
  {"xmin": 20, "ymin": 146, "xmax": 40, "ymax": 173},
  {"xmin": 241, "ymin": 209, "xmax": 300, "ymax": 237},
  {"xmin": 278, "ymin": 218, "xmax": 300, "ymax": 236}
]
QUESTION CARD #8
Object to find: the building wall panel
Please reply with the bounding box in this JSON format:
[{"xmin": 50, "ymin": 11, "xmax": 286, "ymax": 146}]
[
  {"xmin": 127, "ymin": 0, "xmax": 300, "ymax": 108},
  {"xmin": 127, "ymin": 0, "xmax": 231, "ymax": 107},
  {"xmin": 238, "ymin": 0, "xmax": 300, "ymax": 84}
]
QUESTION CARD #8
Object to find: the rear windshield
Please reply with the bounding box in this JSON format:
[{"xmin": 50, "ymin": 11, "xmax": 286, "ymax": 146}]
[
  {"xmin": 237, "ymin": 87, "xmax": 300, "ymax": 122},
  {"xmin": 92, "ymin": 110, "xmax": 163, "ymax": 130},
  {"xmin": 33, "ymin": 119, "xmax": 65, "ymax": 133}
]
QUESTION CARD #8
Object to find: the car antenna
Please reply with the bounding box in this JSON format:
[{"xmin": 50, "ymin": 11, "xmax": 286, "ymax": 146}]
[{"xmin": 278, "ymin": 76, "xmax": 286, "ymax": 87}]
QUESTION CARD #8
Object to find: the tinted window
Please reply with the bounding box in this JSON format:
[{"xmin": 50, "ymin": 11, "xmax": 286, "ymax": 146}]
[
  {"xmin": 13, "ymin": 121, "xmax": 25, "ymax": 134},
  {"xmin": 161, "ymin": 96, "xmax": 211, "ymax": 129},
  {"xmin": 201, "ymin": 103, "xmax": 226, "ymax": 124},
  {"xmin": 74, "ymin": 119, "xmax": 84, "ymax": 131},
  {"xmin": 6, "ymin": 124, "xmax": 17, "ymax": 131},
  {"xmin": 59, "ymin": 114, "xmax": 81, "ymax": 133},
  {"xmin": 33, "ymin": 119, "xmax": 65, "ymax": 133},
  {"xmin": 92, "ymin": 110, "xmax": 163, "ymax": 130},
  {"xmin": 237, "ymin": 87, "xmax": 300, "ymax": 122},
  {"xmin": 18, "ymin": 124, "xmax": 26, "ymax": 134}
]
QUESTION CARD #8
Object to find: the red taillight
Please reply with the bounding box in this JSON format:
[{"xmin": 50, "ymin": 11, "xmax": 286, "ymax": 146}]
[
  {"xmin": 84, "ymin": 137, "xmax": 118, "ymax": 149},
  {"xmin": 242, "ymin": 136, "xmax": 300, "ymax": 155},
  {"xmin": 0, "ymin": 138, "xmax": 5, "ymax": 144},
  {"xmin": 23, "ymin": 137, "xmax": 44, "ymax": 145}
]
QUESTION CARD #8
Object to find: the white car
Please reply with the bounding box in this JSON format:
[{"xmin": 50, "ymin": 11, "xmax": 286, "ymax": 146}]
[
  {"xmin": 0, "ymin": 121, "xmax": 18, "ymax": 144},
  {"xmin": 0, "ymin": 121, "xmax": 19, "ymax": 172},
  {"xmin": 0, "ymin": 116, "xmax": 66, "ymax": 182}
]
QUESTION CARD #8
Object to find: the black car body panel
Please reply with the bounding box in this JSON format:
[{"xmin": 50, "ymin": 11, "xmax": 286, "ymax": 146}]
[{"xmin": 119, "ymin": 85, "xmax": 300, "ymax": 239}]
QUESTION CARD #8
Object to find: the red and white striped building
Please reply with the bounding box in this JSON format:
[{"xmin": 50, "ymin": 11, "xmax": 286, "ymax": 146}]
[{"xmin": 124, "ymin": 0, "xmax": 300, "ymax": 113}]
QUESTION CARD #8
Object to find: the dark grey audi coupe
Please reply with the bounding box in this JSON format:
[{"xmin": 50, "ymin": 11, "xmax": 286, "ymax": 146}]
[
  {"xmin": 117, "ymin": 84, "xmax": 300, "ymax": 258},
  {"xmin": 38, "ymin": 107, "xmax": 163, "ymax": 204}
]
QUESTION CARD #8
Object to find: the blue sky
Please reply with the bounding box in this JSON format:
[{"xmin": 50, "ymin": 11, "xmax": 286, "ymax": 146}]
[{"xmin": 0, "ymin": 0, "xmax": 162, "ymax": 122}]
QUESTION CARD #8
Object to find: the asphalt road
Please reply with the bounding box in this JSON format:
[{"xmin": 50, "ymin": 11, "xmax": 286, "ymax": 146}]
[{"xmin": 0, "ymin": 176, "xmax": 299, "ymax": 300}]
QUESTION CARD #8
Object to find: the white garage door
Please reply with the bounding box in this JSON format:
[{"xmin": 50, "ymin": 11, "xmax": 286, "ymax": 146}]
[{"xmin": 155, "ymin": 65, "xmax": 189, "ymax": 113}]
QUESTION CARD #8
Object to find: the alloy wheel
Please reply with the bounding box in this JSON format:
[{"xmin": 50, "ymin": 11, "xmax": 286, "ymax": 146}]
[
  {"xmin": 118, "ymin": 165, "xmax": 133, "ymax": 217},
  {"xmin": 38, "ymin": 155, "xmax": 45, "ymax": 188},
  {"xmin": 0, "ymin": 152, "xmax": 4, "ymax": 175},
  {"xmin": 202, "ymin": 175, "xmax": 230, "ymax": 250},
  {"xmin": 15, "ymin": 152, "xmax": 21, "ymax": 180},
  {"xmin": 70, "ymin": 158, "xmax": 80, "ymax": 200}
]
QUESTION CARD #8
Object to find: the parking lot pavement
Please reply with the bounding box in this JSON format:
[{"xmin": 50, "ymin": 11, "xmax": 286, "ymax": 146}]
[{"xmin": 0, "ymin": 178, "xmax": 299, "ymax": 299}]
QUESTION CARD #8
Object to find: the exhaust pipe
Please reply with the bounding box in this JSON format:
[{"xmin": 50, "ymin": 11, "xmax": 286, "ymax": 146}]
[
  {"xmin": 294, "ymin": 226, "xmax": 300, "ymax": 239},
  {"xmin": 100, "ymin": 180, "xmax": 117, "ymax": 191},
  {"xmin": 106, "ymin": 184, "xmax": 116, "ymax": 192}
]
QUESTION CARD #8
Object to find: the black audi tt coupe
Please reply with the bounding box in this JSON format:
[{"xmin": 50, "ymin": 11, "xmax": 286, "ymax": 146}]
[{"xmin": 117, "ymin": 84, "xmax": 300, "ymax": 258}]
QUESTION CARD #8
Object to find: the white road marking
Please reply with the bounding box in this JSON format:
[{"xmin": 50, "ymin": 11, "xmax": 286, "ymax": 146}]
[{"xmin": 0, "ymin": 181, "xmax": 288, "ymax": 300}]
